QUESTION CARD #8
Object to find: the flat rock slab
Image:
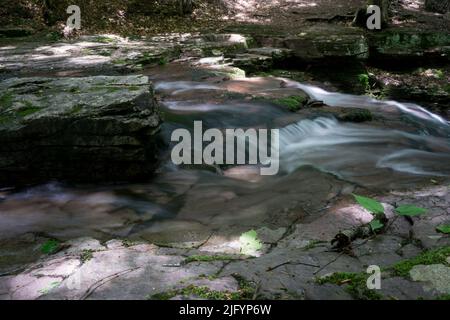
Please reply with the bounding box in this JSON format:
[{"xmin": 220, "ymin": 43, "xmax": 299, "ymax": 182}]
[
  {"xmin": 0, "ymin": 75, "xmax": 161, "ymax": 186},
  {"xmin": 410, "ymin": 264, "xmax": 450, "ymax": 294}
]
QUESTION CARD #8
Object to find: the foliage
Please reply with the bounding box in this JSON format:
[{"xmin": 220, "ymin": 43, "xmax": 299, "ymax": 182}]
[
  {"xmin": 317, "ymin": 272, "xmax": 383, "ymax": 300},
  {"xmin": 391, "ymin": 247, "xmax": 450, "ymax": 277},
  {"xmin": 239, "ymin": 230, "xmax": 262, "ymax": 255},
  {"xmin": 339, "ymin": 109, "xmax": 373, "ymax": 123},
  {"xmin": 38, "ymin": 281, "xmax": 61, "ymax": 295},
  {"xmin": 40, "ymin": 239, "xmax": 60, "ymax": 254},
  {"xmin": 358, "ymin": 73, "xmax": 370, "ymax": 91},
  {"xmin": 273, "ymin": 96, "xmax": 306, "ymax": 112},
  {"xmin": 148, "ymin": 278, "xmax": 255, "ymax": 300},
  {"xmin": 80, "ymin": 249, "xmax": 94, "ymax": 263},
  {"xmin": 436, "ymin": 225, "xmax": 450, "ymax": 234},
  {"xmin": 353, "ymin": 194, "xmax": 384, "ymax": 215},
  {"xmin": 369, "ymin": 219, "xmax": 384, "ymax": 232},
  {"xmin": 395, "ymin": 205, "xmax": 427, "ymax": 217},
  {"xmin": 184, "ymin": 255, "xmax": 238, "ymax": 264},
  {"xmin": 0, "ymin": 92, "xmax": 14, "ymax": 109}
]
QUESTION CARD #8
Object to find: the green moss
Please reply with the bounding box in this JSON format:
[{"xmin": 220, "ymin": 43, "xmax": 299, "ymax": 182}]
[
  {"xmin": 0, "ymin": 92, "xmax": 14, "ymax": 109},
  {"xmin": 95, "ymin": 36, "xmax": 116, "ymax": 43},
  {"xmin": 184, "ymin": 255, "xmax": 237, "ymax": 264},
  {"xmin": 0, "ymin": 114, "xmax": 14, "ymax": 125},
  {"xmin": 122, "ymin": 239, "xmax": 136, "ymax": 247},
  {"xmin": 256, "ymin": 96, "xmax": 307, "ymax": 112},
  {"xmin": 38, "ymin": 281, "xmax": 61, "ymax": 295},
  {"xmin": 40, "ymin": 239, "xmax": 60, "ymax": 255},
  {"xmin": 17, "ymin": 101, "xmax": 40, "ymax": 117},
  {"xmin": 80, "ymin": 249, "xmax": 94, "ymax": 263},
  {"xmin": 444, "ymin": 84, "xmax": 450, "ymax": 94},
  {"xmin": 391, "ymin": 247, "xmax": 450, "ymax": 278},
  {"xmin": 339, "ymin": 109, "xmax": 374, "ymax": 123},
  {"xmin": 148, "ymin": 275, "xmax": 256, "ymax": 300},
  {"xmin": 149, "ymin": 291, "xmax": 176, "ymax": 300},
  {"xmin": 158, "ymin": 57, "xmax": 168, "ymax": 66},
  {"xmin": 271, "ymin": 95, "xmax": 307, "ymax": 112},
  {"xmin": 358, "ymin": 73, "xmax": 370, "ymax": 91},
  {"xmin": 112, "ymin": 58, "xmax": 128, "ymax": 65},
  {"xmin": 317, "ymin": 272, "xmax": 383, "ymax": 300},
  {"xmin": 68, "ymin": 104, "xmax": 83, "ymax": 115},
  {"xmin": 148, "ymin": 284, "xmax": 253, "ymax": 301}
]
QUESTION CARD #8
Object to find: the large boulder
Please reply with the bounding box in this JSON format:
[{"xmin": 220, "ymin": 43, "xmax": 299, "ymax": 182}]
[{"xmin": 0, "ymin": 75, "xmax": 161, "ymax": 186}]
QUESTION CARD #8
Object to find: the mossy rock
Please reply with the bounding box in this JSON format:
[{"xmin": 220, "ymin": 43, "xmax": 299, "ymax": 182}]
[{"xmin": 338, "ymin": 109, "xmax": 374, "ymax": 123}]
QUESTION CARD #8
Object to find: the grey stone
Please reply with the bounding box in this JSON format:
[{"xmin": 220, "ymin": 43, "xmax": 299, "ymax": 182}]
[
  {"xmin": 381, "ymin": 277, "xmax": 437, "ymax": 300},
  {"xmin": 0, "ymin": 75, "xmax": 161, "ymax": 186},
  {"xmin": 410, "ymin": 264, "xmax": 450, "ymax": 294}
]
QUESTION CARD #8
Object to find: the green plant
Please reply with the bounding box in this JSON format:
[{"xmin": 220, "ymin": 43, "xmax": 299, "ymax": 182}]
[
  {"xmin": 184, "ymin": 255, "xmax": 237, "ymax": 264},
  {"xmin": 239, "ymin": 230, "xmax": 262, "ymax": 255},
  {"xmin": 358, "ymin": 73, "xmax": 370, "ymax": 91},
  {"xmin": 369, "ymin": 219, "xmax": 384, "ymax": 232},
  {"xmin": 39, "ymin": 281, "xmax": 60, "ymax": 295},
  {"xmin": 395, "ymin": 205, "xmax": 427, "ymax": 217},
  {"xmin": 95, "ymin": 36, "xmax": 116, "ymax": 43},
  {"xmin": 317, "ymin": 272, "xmax": 383, "ymax": 300},
  {"xmin": 339, "ymin": 109, "xmax": 373, "ymax": 123},
  {"xmin": 273, "ymin": 96, "xmax": 306, "ymax": 112},
  {"xmin": 158, "ymin": 57, "xmax": 168, "ymax": 66},
  {"xmin": 148, "ymin": 276, "xmax": 256, "ymax": 301},
  {"xmin": 80, "ymin": 249, "xmax": 94, "ymax": 263},
  {"xmin": 353, "ymin": 194, "xmax": 385, "ymax": 232},
  {"xmin": 122, "ymin": 239, "xmax": 136, "ymax": 247},
  {"xmin": 391, "ymin": 247, "xmax": 450, "ymax": 277},
  {"xmin": 0, "ymin": 92, "xmax": 14, "ymax": 109},
  {"xmin": 40, "ymin": 239, "xmax": 60, "ymax": 255},
  {"xmin": 436, "ymin": 225, "xmax": 450, "ymax": 234},
  {"xmin": 353, "ymin": 194, "xmax": 384, "ymax": 215}
]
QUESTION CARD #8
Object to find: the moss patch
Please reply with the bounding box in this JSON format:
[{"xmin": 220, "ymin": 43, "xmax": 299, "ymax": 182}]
[
  {"xmin": 0, "ymin": 114, "xmax": 14, "ymax": 125},
  {"xmin": 339, "ymin": 109, "xmax": 374, "ymax": 123},
  {"xmin": 149, "ymin": 282, "xmax": 255, "ymax": 301},
  {"xmin": 149, "ymin": 274, "xmax": 256, "ymax": 300},
  {"xmin": 68, "ymin": 104, "xmax": 83, "ymax": 115},
  {"xmin": 184, "ymin": 255, "xmax": 238, "ymax": 264},
  {"xmin": 317, "ymin": 272, "xmax": 383, "ymax": 300},
  {"xmin": 80, "ymin": 249, "xmax": 94, "ymax": 263},
  {"xmin": 256, "ymin": 95, "xmax": 307, "ymax": 112},
  {"xmin": 391, "ymin": 246, "xmax": 450, "ymax": 278},
  {"xmin": 0, "ymin": 92, "xmax": 14, "ymax": 109},
  {"xmin": 17, "ymin": 102, "xmax": 40, "ymax": 117},
  {"xmin": 40, "ymin": 239, "xmax": 61, "ymax": 255},
  {"xmin": 274, "ymin": 96, "xmax": 307, "ymax": 111}
]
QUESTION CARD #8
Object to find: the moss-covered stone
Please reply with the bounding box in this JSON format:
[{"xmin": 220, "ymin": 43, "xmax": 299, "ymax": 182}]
[
  {"xmin": 148, "ymin": 283, "xmax": 255, "ymax": 301},
  {"xmin": 317, "ymin": 272, "xmax": 383, "ymax": 300},
  {"xmin": 272, "ymin": 95, "xmax": 307, "ymax": 111},
  {"xmin": 338, "ymin": 109, "xmax": 374, "ymax": 123},
  {"xmin": 0, "ymin": 92, "xmax": 14, "ymax": 109},
  {"xmin": 391, "ymin": 247, "xmax": 450, "ymax": 278},
  {"xmin": 184, "ymin": 255, "xmax": 238, "ymax": 264}
]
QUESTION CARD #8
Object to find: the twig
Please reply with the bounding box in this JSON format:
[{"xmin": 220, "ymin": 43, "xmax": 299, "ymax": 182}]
[
  {"xmin": 313, "ymin": 252, "xmax": 345, "ymax": 275},
  {"xmin": 267, "ymin": 260, "xmax": 320, "ymax": 272}
]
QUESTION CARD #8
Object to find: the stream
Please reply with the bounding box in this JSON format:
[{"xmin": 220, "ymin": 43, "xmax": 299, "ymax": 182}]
[{"xmin": 1, "ymin": 61, "xmax": 449, "ymax": 242}]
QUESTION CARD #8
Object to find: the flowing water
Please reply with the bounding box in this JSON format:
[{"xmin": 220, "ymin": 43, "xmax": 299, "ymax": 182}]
[{"xmin": 1, "ymin": 62, "xmax": 449, "ymax": 241}]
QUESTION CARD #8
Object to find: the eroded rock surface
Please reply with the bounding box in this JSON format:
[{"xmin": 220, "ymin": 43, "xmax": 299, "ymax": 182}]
[{"xmin": 0, "ymin": 75, "xmax": 161, "ymax": 186}]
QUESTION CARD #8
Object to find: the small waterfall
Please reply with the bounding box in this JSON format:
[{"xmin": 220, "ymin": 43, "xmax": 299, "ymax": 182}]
[
  {"xmin": 279, "ymin": 117, "xmax": 450, "ymax": 178},
  {"xmin": 288, "ymin": 81, "xmax": 449, "ymax": 126}
]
